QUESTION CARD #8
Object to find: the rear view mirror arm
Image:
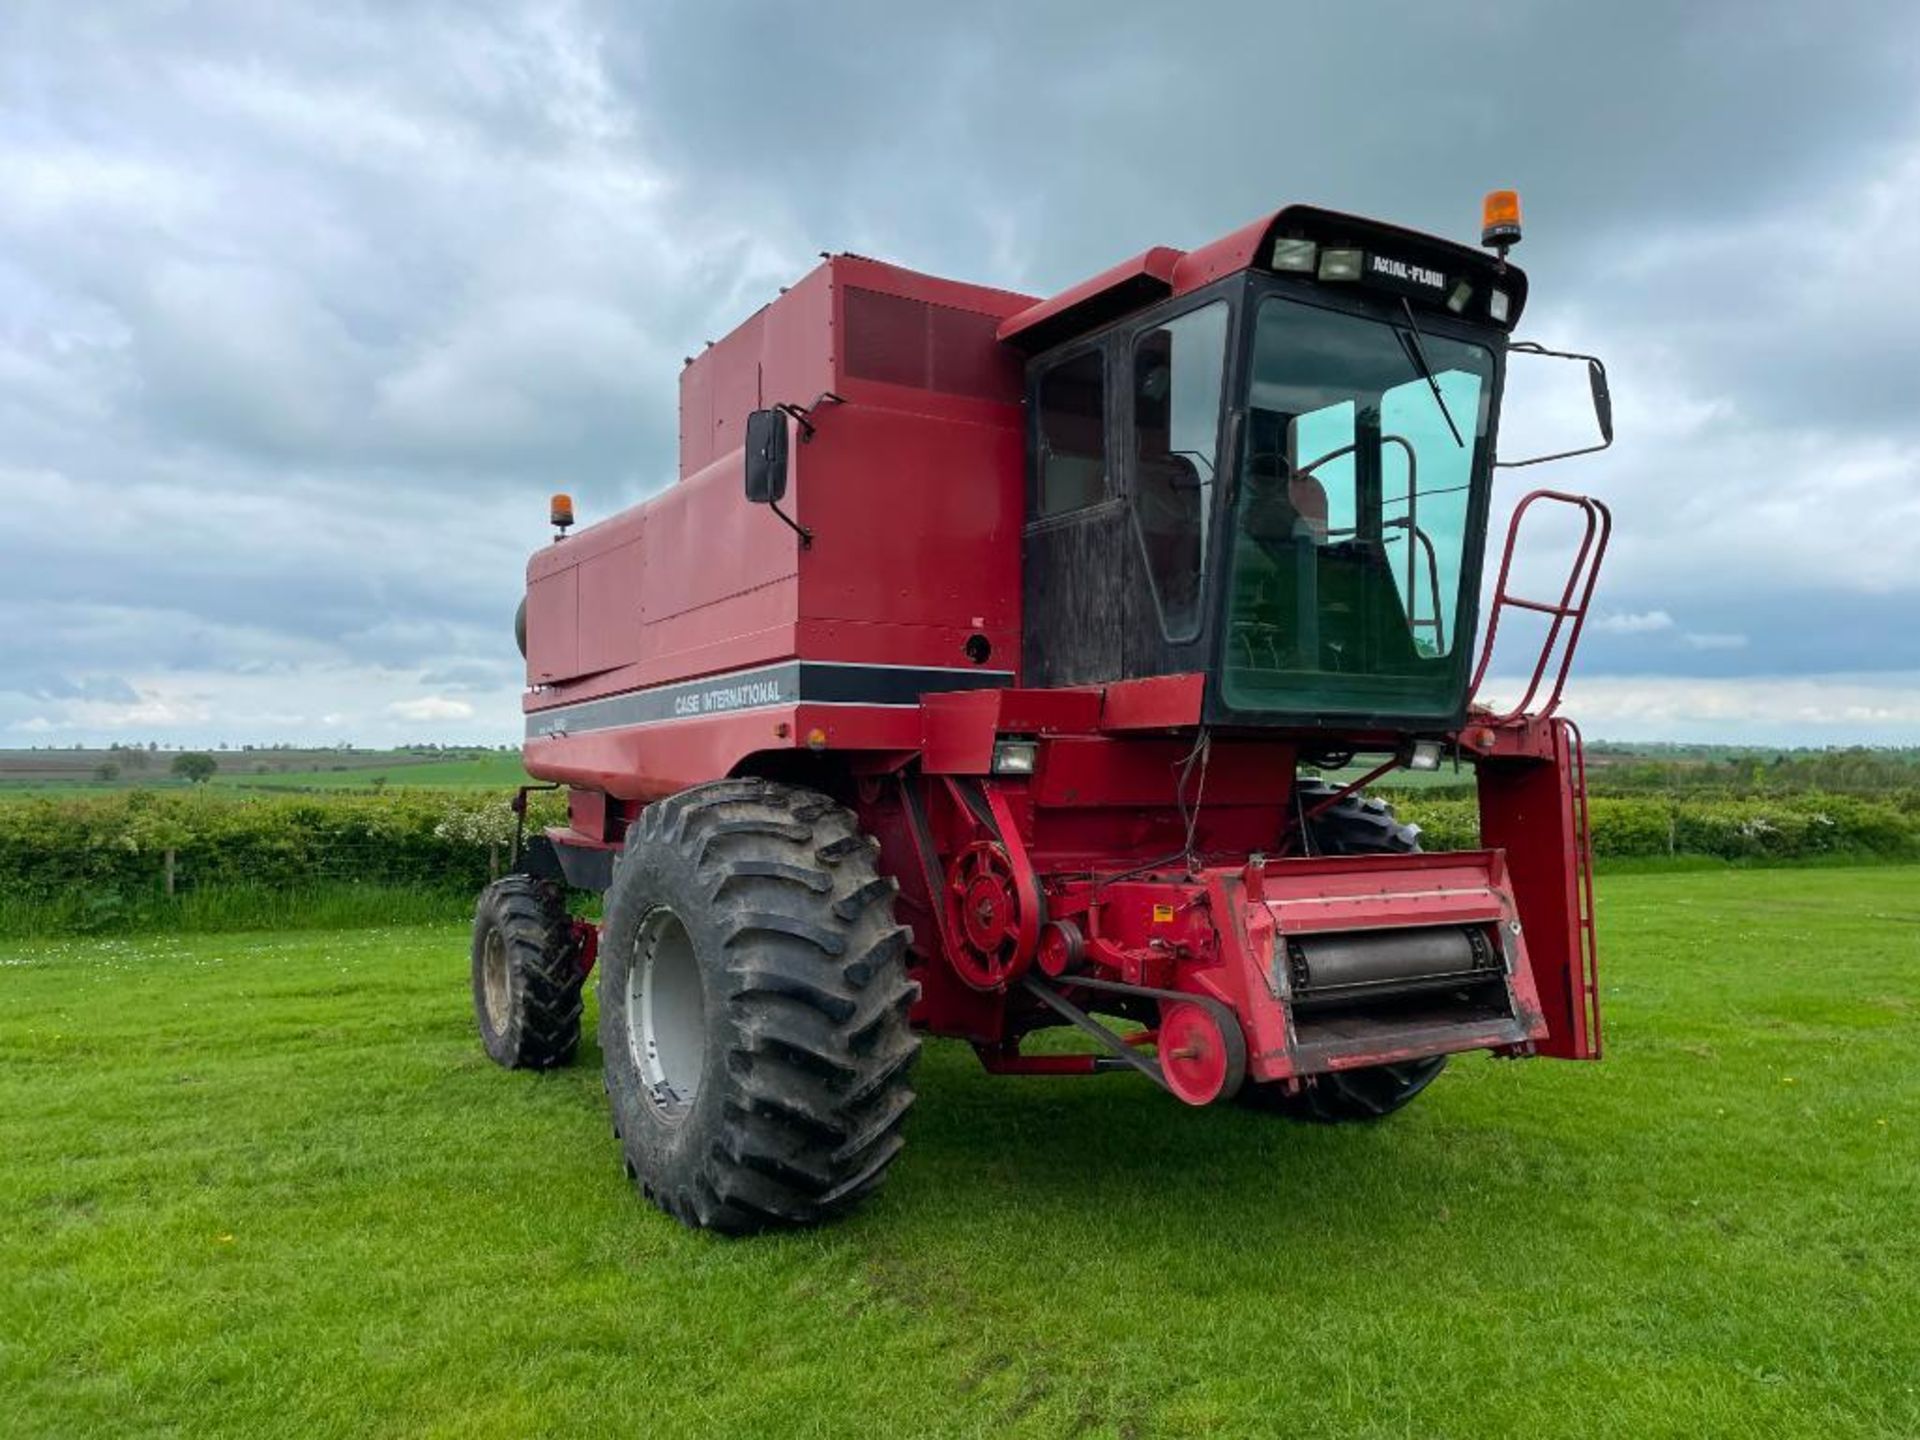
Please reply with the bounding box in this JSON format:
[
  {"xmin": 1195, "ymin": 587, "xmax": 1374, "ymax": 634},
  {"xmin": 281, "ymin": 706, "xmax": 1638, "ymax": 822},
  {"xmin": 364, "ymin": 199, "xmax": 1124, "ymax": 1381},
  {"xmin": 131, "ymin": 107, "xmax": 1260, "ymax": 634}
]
[
  {"xmin": 1496, "ymin": 343, "xmax": 1615, "ymax": 469},
  {"xmin": 769, "ymin": 496, "xmax": 812, "ymax": 549},
  {"xmin": 766, "ymin": 394, "xmax": 843, "ymax": 546},
  {"xmin": 773, "ymin": 391, "xmax": 846, "ymax": 443}
]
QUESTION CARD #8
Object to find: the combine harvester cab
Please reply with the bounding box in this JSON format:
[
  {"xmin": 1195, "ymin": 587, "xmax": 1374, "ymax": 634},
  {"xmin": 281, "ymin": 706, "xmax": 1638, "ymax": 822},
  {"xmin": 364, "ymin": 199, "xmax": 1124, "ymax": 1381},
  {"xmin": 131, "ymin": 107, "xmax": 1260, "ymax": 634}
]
[{"xmin": 473, "ymin": 191, "xmax": 1615, "ymax": 1231}]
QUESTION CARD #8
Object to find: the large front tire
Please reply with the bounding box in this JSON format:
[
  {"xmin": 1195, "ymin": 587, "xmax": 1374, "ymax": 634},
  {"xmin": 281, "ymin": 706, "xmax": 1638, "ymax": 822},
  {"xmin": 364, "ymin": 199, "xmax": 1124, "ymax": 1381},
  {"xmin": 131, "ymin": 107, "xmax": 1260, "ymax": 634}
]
[{"xmin": 599, "ymin": 780, "xmax": 919, "ymax": 1234}]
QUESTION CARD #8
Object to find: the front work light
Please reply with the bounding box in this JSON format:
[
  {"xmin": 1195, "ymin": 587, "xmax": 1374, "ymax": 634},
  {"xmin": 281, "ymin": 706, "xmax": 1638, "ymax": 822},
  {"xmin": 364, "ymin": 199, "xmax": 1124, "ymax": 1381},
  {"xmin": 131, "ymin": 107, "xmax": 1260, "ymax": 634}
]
[
  {"xmin": 1488, "ymin": 288, "xmax": 1511, "ymax": 324},
  {"xmin": 991, "ymin": 740, "xmax": 1038, "ymax": 775},
  {"xmin": 1446, "ymin": 280, "xmax": 1473, "ymax": 314},
  {"xmin": 1271, "ymin": 237, "xmax": 1318, "ymax": 273},
  {"xmin": 1407, "ymin": 739, "xmax": 1444, "ymax": 772},
  {"xmin": 1317, "ymin": 248, "xmax": 1363, "ymax": 281},
  {"xmin": 1481, "ymin": 189, "xmax": 1522, "ymax": 251}
]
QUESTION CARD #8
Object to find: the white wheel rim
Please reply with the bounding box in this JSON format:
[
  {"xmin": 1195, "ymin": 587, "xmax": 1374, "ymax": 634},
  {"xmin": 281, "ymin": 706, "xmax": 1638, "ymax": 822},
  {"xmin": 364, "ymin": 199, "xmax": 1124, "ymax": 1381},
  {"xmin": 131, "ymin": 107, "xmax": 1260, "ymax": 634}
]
[
  {"xmin": 629, "ymin": 907, "xmax": 706, "ymax": 1119},
  {"xmin": 481, "ymin": 928, "xmax": 510, "ymax": 1032}
]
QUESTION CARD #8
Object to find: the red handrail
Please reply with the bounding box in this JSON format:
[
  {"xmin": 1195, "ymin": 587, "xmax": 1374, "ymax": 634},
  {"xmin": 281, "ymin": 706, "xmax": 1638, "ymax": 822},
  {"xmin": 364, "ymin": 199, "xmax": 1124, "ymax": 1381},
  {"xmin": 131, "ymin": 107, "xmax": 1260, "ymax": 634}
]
[
  {"xmin": 1561, "ymin": 716, "xmax": 1602, "ymax": 1058},
  {"xmin": 1469, "ymin": 490, "xmax": 1612, "ymax": 724}
]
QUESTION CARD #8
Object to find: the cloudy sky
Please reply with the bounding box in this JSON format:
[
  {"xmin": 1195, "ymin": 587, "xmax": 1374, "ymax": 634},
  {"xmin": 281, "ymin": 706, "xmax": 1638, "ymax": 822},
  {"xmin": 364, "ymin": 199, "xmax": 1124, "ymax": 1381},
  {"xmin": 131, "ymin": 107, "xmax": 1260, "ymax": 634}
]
[{"xmin": 3, "ymin": 0, "xmax": 1919, "ymax": 748}]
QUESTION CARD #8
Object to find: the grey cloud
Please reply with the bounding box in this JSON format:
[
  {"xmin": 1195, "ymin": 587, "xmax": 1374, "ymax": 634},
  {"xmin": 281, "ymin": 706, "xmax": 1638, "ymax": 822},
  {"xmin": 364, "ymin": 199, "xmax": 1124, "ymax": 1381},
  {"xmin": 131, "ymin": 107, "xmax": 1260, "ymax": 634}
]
[
  {"xmin": 1571, "ymin": 588, "xmax": 1916, "ymax": 678},
  {"xmin": 3, "ymin": 0, "xmax": 1919, "ymax": 745},
  {"xmin": 611, "ymin": 1, "xmax": 1920, "ymax": 278},
  {"xmin": 419, "ymin": 659, "xmax": 521, "ymax": 693},
  {"xmin": 5, "ymin": 673, "xmax": 141, "ymax": 704}
]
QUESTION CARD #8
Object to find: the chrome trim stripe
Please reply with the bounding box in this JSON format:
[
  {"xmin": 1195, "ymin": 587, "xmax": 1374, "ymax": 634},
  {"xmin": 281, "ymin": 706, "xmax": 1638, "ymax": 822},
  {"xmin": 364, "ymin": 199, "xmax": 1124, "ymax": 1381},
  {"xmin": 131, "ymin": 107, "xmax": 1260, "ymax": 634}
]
[{"xmin": 525, "ymin": 661, "xmax": 1015, "ymax": 739}]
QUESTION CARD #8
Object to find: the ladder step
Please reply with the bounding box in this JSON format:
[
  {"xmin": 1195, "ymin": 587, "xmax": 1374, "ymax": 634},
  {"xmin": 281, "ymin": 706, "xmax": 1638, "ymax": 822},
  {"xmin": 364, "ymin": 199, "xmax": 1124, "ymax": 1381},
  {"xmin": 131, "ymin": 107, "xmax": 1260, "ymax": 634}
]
[{"xmin": 1499, "ymin": 596, "xmax": 1580, "ymax": 618}]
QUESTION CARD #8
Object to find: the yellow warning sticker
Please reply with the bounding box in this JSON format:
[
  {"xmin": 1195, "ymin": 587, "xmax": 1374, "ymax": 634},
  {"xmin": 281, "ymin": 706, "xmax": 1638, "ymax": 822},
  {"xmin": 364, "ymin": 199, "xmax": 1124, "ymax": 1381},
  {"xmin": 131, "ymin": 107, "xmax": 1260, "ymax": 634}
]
[{"xmin": 1152, "ymin": 903, "xmax": 1176, "ymax": 923}]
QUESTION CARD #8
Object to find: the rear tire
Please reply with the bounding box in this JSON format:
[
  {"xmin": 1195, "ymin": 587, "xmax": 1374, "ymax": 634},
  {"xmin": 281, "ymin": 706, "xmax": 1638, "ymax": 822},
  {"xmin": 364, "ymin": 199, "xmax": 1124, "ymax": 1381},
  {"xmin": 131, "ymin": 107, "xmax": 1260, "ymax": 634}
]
[
  {"xmin": 472, "ymin": 875, "xmax": 584, "ymax": 1069},
  {"xmin": 1237, "ymin": 784, "xmax": 1442, "ymax": 1121},
  {"xmin": 598, "ymin": 779, "xmax": 919, "ymax": 1234},
  {"xmin": 1292, "ymin": 779, "xmax": 1420, "ymax": 855},
  {"xmin": 1237, "ymin": 1055, "xmax": 1447, "ymax": 1122}
]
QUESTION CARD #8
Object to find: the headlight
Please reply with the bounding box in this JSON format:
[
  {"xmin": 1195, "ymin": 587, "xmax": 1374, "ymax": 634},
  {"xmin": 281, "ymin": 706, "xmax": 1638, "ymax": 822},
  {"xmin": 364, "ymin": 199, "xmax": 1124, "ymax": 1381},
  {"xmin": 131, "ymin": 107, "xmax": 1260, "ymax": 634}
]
[
  {"xmin": 1270, "ymin": 238, "xmax": 1318, "ymax": 273},
  {"xmin": 991, "ymin": 740, "xmax": 1038, "ymax": 775},
  {"xmin": 1317, "ymin": 248, "xmax": 1364, "ymax": 282},
  {"xmin": 1406, "ymin": 739, "xmax": 1444, "ymax": 772}
]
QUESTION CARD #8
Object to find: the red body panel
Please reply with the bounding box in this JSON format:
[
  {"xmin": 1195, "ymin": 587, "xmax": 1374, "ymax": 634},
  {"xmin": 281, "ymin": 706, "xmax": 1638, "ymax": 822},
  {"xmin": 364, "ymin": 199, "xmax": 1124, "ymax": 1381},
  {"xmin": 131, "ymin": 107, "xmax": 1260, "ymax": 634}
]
[
  {"xmin": 524, "ymin": 253, "xmax": 1036, "ymax": 792},
  {"xmin": 1479, "ymin": 717, "xmax": 1601, "ymax": 1059},
  {"xmin": 1099, "ymin": 673, "xmax": 1205, "ymax": 731},
  {"xmin": 995, "ymin": 246, "xmax": 1182, "ymax": 350}
]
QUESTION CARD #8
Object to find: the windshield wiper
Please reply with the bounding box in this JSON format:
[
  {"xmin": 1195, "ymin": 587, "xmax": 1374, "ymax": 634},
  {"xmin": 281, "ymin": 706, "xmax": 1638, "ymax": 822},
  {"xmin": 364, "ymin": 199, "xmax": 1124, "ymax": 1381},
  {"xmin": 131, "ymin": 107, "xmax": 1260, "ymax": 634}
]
[{"xmin": 1396, "ymin": 298, "xmax": 1464, "ymax": 449}]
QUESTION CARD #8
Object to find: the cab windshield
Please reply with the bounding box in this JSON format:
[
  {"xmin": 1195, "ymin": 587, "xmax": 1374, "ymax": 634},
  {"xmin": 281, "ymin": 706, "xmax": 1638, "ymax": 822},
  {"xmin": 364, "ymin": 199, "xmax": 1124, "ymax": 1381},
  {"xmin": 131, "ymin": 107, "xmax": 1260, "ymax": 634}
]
[{"xmin": 1222, "ymin": 292, "xmax": 1495, "ymax": 720}]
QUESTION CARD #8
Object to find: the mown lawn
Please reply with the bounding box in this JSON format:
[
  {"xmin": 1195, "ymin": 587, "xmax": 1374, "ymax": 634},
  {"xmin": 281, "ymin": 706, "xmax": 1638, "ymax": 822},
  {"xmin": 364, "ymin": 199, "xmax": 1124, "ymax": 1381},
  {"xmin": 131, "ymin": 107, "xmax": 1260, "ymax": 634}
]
[{"xmin": 2, "ymin": 868, "xmax": 1916, "ymax": 1438}]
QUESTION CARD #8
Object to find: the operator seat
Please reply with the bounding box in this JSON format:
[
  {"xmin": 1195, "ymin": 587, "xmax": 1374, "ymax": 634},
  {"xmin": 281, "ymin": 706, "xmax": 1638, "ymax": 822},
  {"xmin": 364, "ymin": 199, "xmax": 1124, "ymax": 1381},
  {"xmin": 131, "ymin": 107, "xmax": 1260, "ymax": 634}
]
[
  {"xmin": 1240, "ymin": 452, "xmax": 1328, "ymax": 548},
  {"xmin": 1132, "ymin": 358, "xmax": 1205, "ymax": 624},
  {"xmin": 1134, "ymin": 453, "xmax": 1204, "ymax": 621}
]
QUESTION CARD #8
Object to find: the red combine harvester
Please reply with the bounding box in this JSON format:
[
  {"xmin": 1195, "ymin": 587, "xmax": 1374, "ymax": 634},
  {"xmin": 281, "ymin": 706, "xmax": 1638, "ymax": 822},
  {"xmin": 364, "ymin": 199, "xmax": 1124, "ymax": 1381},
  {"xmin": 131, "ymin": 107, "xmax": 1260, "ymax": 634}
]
[{"xmin": 472, "ymin": 191, "xmax": 1615, "ymax": 1233}]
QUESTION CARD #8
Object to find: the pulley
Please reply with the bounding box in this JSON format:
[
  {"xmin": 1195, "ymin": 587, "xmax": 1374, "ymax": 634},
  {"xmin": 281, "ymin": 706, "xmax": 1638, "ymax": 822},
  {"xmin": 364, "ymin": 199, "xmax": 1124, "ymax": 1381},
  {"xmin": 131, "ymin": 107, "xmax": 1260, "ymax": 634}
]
[
  {"xmin": 1157, "ymin": 1000, "xmax": 1248, "ymax": 1107},
  {"xmin": 943, "ymin": 840, "xmax": 1039, "ymax": 991}
]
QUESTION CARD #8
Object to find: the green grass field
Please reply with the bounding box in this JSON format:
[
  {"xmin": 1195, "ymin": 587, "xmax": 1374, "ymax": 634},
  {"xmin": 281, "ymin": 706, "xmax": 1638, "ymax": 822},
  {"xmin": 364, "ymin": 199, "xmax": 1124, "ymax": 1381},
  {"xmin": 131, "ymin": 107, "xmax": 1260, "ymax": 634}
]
[{"xmin": 3, "ymin": 868, "xmax": 1916, "ymax": 1438}]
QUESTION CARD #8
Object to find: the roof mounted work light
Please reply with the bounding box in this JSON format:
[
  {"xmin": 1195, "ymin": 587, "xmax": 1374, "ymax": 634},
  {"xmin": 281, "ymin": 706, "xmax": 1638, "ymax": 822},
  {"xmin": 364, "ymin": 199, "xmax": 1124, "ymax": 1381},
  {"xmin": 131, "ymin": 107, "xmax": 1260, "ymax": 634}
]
[
  {"xmin": 1317, "ymin": 248, "xmax": 1363, "ymax": 281},
  {"xmin": 1270, "ymin": 237, "xmax": 1318, "ymax": 273}
]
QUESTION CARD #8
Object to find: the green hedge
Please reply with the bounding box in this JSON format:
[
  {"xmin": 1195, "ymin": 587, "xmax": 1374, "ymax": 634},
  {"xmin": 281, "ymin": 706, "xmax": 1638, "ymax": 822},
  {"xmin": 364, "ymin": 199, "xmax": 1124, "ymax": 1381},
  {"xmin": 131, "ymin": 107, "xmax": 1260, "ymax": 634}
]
[
  {"xmin": 0, "ymin": 786, "xmax": 1913, "ymax": 937},
  {"xmin": 0, "ymin": 788, "xmax": 565, "ymax": 932},
  {"xmin": 1394, "ymin": 792, "xmax": 1920, "ymax": 860}
]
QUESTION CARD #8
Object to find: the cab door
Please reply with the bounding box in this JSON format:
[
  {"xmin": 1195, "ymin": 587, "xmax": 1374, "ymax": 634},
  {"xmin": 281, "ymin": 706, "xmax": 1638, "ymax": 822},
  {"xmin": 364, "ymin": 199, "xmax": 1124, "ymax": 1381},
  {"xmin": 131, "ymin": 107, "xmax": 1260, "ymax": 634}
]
[
  {"xmin": 1021, "ymin": 295, "xmax": 1239, "ymax": 690},
  {"xmin": 1121, "ymin": 298, "xmax": 1232, "ymax": 680},
  {"xmin": 1021, "ymin": 341, "xmax": 1128, "ymax": 687}
]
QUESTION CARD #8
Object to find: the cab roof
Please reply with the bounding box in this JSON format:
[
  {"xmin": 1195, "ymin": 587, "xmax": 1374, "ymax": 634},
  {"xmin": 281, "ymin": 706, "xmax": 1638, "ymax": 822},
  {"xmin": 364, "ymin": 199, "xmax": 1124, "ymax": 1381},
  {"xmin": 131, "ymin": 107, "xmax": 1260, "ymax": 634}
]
[{"xmin": 996, "ymin": 204, "xmax": 1528, "ymax": 353}]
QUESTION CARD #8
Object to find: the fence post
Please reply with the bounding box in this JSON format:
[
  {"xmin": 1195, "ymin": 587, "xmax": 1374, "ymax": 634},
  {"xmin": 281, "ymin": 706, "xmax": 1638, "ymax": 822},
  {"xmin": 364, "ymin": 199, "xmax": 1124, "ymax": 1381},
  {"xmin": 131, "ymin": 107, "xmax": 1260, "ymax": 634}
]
[{"xmin": 164, "ymin": 848, "xmax": 177, "ymax": 897}]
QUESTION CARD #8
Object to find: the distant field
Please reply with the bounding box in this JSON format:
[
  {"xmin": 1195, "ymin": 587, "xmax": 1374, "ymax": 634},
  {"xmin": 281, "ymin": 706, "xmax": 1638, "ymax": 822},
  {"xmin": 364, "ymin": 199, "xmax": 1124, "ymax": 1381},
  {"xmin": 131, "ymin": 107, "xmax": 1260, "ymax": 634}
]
[
  {"xmin": 207, "ymin": 754, "xmax": 530, "ymax": 790},
  {"xmin": 2, "ymin": 866, "xmax": 1915, "ymax": 1437},
  {"xmin": 0, "ymin": 748, "xmax": 526, "ymax": 796}
]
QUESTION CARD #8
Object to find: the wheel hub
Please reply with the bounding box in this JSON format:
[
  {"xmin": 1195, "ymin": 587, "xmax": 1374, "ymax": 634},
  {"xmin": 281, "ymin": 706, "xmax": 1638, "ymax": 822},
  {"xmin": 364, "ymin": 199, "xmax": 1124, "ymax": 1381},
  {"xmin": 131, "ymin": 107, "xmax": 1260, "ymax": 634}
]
[
  {"xmin": 630, "ymin": 907, "xmax": 707, "ymax": 1119},
  {"xmin": 1157, "ymin": 1001, "xmax": 1247, "ymax": 1107},
  {"xmin": 481, "ymin": 928, "xmax": 510, "ymax": 1032}
]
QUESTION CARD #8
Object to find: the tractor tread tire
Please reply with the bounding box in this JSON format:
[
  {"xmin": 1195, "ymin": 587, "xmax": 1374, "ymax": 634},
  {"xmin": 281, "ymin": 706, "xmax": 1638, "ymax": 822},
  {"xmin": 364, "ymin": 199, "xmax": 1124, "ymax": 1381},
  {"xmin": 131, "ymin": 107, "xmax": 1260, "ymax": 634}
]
[
  {"xmin": 599, "ymin": 779, "xmax": 919, "ymax": 1235},
  {"xmin": 1236, "ymin": 1055, "xmax": 1448, "ymax": 1122},
  {"xmin": 1293, "ymin": 779, "xmax": 1421, "ymax": 855},
  {"xmin": 472, "ymin": 875, "xmax": 584, "ymax": 1070},
  {"xmin": 1237, "ymin": 784, "xmax": 1442, "ymax": 1122}
]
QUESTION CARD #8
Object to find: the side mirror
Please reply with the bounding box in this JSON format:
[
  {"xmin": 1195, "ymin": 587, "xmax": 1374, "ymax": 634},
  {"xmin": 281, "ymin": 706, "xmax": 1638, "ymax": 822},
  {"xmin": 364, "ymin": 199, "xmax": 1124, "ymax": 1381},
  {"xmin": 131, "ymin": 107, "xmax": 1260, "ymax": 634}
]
[
  {"xmin": 743, "ymin": 408, "xmax": 788, "ymax": 503},
  {"xmin": 1496, "ymin": 343, "xmax": 1615, "ymax": 468},
  {"xmin": 1588, "ymin": 358, "xmax": 1613, "ymax": 445}
]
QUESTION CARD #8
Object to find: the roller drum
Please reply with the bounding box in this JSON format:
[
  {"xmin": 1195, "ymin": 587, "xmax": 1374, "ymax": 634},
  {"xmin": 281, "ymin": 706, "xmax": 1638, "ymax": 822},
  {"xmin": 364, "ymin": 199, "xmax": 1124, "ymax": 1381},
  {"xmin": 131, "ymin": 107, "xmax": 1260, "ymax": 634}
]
[{"xmin": 1287, "ymin": 925, "xmax": 1496, "ymax": 1008}]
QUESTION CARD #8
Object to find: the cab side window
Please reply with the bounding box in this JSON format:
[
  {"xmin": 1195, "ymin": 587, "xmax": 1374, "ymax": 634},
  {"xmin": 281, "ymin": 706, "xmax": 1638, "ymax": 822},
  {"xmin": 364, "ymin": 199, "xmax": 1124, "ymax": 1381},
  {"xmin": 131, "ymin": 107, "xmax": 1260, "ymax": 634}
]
[
  {"xmin": 1035, "ymin": 349, "xmax": 1108, "ymax": 518},
  {"xmin": 1131, "ymin": 301, "xmax": 1228, "ymax": 640}
]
